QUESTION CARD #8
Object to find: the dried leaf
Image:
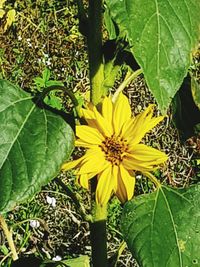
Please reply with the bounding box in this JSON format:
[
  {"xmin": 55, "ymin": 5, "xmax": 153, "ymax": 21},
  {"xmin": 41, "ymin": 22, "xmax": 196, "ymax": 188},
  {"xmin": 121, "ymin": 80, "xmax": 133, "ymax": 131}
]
[
  {"xmin": 0, "ymin": 9, "xmax": 5, "ymax": 18},
  {"xmin": 0, "ymin": 0, "xmax": 6, "ymax": 9},
  {"xmin": 4, "ymin": 9, "xmax": 15, "ymax": 32}
]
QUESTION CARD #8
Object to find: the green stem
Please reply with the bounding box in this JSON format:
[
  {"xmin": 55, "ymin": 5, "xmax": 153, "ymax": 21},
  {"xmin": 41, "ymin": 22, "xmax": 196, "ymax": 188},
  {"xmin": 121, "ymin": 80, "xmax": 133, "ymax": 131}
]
[
  {"xmin": 41, "ymin": 85, "xmax": 81, "ymax": 117},
  {"xmin": 76, "ymin": 0, "xmax": 87, "ymax": 21},
  {"xmin": 76, "ymin": 0, "xmax": 88, "ymax": 36},
  {"xmin": 86, "ymin": 1, "xmax": 108, "ymax": 266},
  {"xmin": 112, "ymin": 69, "xmax": 142, "ymax": 102},
  {"xmin": 115, "ymin": 241, "xmax": 127, "ymax": 266},
  {"xmin": 108, "ymin": 240, "xmax": 127, "ymax": 267},
  {"xmin": 144, "ymin": 172, "xmax": 161, "ymax": 188},
  {"xmin": 88, "ymin": 0, "xmax": 105, "ymax": 105},
  {"xmin": 0, "ymin": 215, "xmax": 18, "ymax": 261},
  {"xmin": 89, "ymin": 177, "xmax": 108, "ymax": 267},
  {"xmin": 90, "ymin": 204, "xmax": 108, "ymax": 267}
]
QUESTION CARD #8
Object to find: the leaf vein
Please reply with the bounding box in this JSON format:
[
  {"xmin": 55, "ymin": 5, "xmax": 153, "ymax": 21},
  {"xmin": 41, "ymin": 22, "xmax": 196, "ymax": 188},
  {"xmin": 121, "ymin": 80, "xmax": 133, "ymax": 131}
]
[
  {"xmin": 160, "ymin": 187, "xmax": 183, "ymax": 266},
  {"xmin": 0, "ymin": 96, "xmax": 33, "ymax": 113},
  {"xmin": 0, "ymin": 104, "xmax": 35, "ymax": 169},
  {"xmin": 166, "ymin": 0, "xmax": 191, "ymax": 44}
]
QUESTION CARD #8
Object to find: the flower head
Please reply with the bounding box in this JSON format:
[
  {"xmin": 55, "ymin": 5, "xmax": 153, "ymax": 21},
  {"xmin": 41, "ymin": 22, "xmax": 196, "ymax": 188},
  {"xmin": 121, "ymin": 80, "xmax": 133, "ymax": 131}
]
[{"xmin": 62, "ymin": 93, "xmax": 168, "ymax": 205}]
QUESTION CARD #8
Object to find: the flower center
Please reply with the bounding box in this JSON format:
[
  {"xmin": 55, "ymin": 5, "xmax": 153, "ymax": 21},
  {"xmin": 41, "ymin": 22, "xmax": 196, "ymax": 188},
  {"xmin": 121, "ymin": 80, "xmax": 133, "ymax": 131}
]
[{"xmin": 100, "ymin": 135, "xmax": 128, "ymax": 165}]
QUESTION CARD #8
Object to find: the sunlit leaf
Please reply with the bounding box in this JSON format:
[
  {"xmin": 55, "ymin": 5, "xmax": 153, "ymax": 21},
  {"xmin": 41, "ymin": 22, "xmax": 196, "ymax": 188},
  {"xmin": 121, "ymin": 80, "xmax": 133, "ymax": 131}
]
[
  {"xmin": 44, "ymin": 93, "xmax": 62, "ymax": 110},
  {"xmin": 42, "ymin": 68, "xmax": 51, "ymax": 83},
  {"xmin": 121, "ymin": 185, "xmax": 200, "ymax": 267},
  {"xmin": 106, "ymin": 0, "xmax": 200, "ymax": 112},
  {"xmin": 104, "ymin": 8, "xmax": 117, "ymax": 40},
  {"xmin": 46, "ymin": 80, "xmax": 64, "ymax": 87},
  {"xmin": 0, "ymin": 80, "xmax": 74, "ymax": 214}
]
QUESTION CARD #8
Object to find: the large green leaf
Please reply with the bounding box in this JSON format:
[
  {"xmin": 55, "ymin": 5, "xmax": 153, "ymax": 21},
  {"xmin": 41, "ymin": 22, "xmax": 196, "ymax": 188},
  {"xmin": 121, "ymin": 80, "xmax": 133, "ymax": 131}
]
[
  {"xmin": 0, "ymin": 80, "xmax": 74, "ymax": 214},
  {"xmin": 121, "ymin": 185, "xmax": 200, "ymax": 267},
  {"xmin": 106, "ymin": 0, "xmax": 200, "ymax": 112}
]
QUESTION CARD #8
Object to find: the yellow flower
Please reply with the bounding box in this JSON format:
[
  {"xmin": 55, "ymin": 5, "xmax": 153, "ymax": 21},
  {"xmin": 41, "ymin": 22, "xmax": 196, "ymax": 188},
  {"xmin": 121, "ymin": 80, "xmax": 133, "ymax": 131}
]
[{"xmin": 62, "ymin": 93, "xmax": 168, "ymax": 205}]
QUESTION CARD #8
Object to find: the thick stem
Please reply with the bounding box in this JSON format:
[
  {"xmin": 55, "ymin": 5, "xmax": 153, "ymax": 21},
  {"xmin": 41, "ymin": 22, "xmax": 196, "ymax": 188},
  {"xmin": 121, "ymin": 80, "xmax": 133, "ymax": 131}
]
[
  {"xmin": 76, "ymin": 0, "xmax": 88, "ymax": 36},
  {"xmin": 90, "ymin": 204, "xmax": 108, "ymax": 267},
  {"xmin": 89, "ymin": 177, "xmax": 108, "ymax": 267},
  {"xmin": 87, "ymin": 1, "xmax": 108, "ymax": 266},
  {"xmin": 88, "ymin": 0, "xmax": 105, "ymax": 105}
]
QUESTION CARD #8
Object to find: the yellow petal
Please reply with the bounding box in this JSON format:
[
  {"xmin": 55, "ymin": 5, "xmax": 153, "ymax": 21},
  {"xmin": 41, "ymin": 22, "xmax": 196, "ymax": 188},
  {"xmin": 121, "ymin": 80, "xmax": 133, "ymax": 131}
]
[
  {"xmin": 62, "ymin": 157, "xmax": 83, "ymax": 171},
  {"xmin": 81, "ymin": 107, "xmax": 95, "ymax": 120},
  {"xmin": 81, "ymin": 105, "xmax": 99, "ymax": 128},
  {"xmin": 78, "ymin": 149, "xmax": 108, "ymax": 174},
  {"xmin": 76, "ymin": 125, "xmax": 103, "ymax": 144},
  {"xmin": 126, "ymin": 105, "xmax": 165, "ymax": 145},
  {"xmin": 113, "ymin": 93, "xmax": 132, "ymax": 135},
  {"xmin": 122, "ymin": 156, "xmax": 154, "ymax": 172},
  {"xmin": 102, "ymin": 96, "xmax": 113, "ymax": 127},
  {"xmin": 75, "ymin": 139, "xmax": 96, "ymax": 148},
  {"xmin": 145, "ymin": 116, "xmax": 165, "ymax": 132},
  {"xmin": 115, "ymin": 170, "xmax": 127, "ymax": 203},
  {"xmin": 119, "ymin": 165, "xmax": 135, "ymax": 200},
  {"xmin": 77, "ymin": 171, "xmax": 100, "ymax": 189},
  {"xmin": 78, "ymin": 174, "xmax": 89, "ymax": 189},
  {"xmin": 122, "ymin": 143, "xmax": 167, "ymax": 172},
  {"xmin": 85, "ymin": 119, "xmax": 99, "ymax": 129},
  {"xmin": 115, "ymin": 166, "xmax": 135, "ymax": 203},
  {"xmin": 96, "ymin": 166, "xmax": 114, "ymax": 205},
  {"xmin": 81, "ymin": 104, "xmax": 104, "ymax": 130},
  {"xmin": 129, "ymin": 144, "xmax": 168, "ymax": 165},
  {"xmin": 94, "ymin": 106, "xmax": 112, "ymax": 136},
  {"xmin": 126, "ymin": 107, "xmax": 152, "ymax": 140},
  {"xmin": 121, "ymin": 117, "xmax": 135, "ymax": 138},
  {"xmin": 112, "ymin": 165, "xmax": 119, "ymax": 192},
  {"xmin": 130, "ymin": 116, "xmax": 165, "ymax": 145}
]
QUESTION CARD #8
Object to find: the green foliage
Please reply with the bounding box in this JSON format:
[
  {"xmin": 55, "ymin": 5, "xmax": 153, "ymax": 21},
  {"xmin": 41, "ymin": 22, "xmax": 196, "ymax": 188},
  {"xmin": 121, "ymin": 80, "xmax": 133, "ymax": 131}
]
[
  {"xmin": 121, "ymin": 185, "xmax": 200, "ymax": 267},
  {"xmin": 0, "ymin": 80, "xmax": 74, "ymax": 214},
  {"xmin": 106, "ymin": 0, "xmax": 200, "ymax": 112},
  {"xmin": 107, "ymin": 197, "xmax": 122, "ymax": 232},
  {"xmin": 40, "ymin": 255, "xmax": 90, "ymax": 267},
  {"xmin": 33, "ymin": 68, "xmax": 64, "ymax": 110},
  {"xmin": 104, "ymin": 8, "xmax": 117, "ymax": 40},
  {"xmin": 44, "ymin": 92, "xmax": 63, "ymax": 110},
  {"xmin": 33, "ymin": 68, "xmax": 64, "ymax": 90}
]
